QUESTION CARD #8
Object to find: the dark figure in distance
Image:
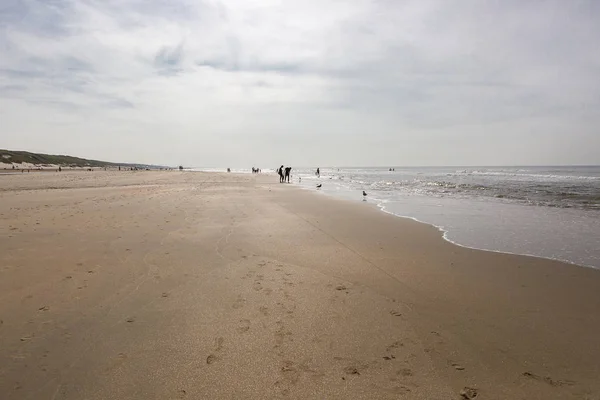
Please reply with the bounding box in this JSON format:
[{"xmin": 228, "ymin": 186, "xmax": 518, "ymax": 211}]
[
  {"xmin": 285, "ymin": 167, "xmax": 292, "ymax": 183},
  {"xmin": 278, "ymin": 165, "xmax": 284, "ymax": 183},
  {"xmin": 316, "ymin": 167, "xmax": 320, "ymax": 177}
]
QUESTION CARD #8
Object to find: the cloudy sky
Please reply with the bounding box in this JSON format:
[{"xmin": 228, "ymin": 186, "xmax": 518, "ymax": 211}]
[{"xmin": 1, "ymin": 0, "xmax": 599, "ymax": 167}]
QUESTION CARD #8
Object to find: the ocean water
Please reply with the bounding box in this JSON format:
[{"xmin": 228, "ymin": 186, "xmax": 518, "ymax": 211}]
[{"xmin": 289, "ymin": 166, "xmax": 600, "ymax": 269}]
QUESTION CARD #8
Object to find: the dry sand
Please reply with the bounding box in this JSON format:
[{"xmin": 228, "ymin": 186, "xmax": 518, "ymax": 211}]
[{"xmin": 1, "ymin": 171, "xmax": 599, "ymax": 400}]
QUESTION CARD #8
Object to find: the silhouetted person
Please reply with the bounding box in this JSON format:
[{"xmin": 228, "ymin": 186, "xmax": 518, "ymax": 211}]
[
  {"xmin": 278, "ymin": 165, "xmax": 284, "ymax": 183},
  {"xmin": 316, "ymin": 168, "xmax": 320, "ymax": 177},
  {"xmin": 285, "ymin": 167, "xmax": 291, "ymax": 183}
]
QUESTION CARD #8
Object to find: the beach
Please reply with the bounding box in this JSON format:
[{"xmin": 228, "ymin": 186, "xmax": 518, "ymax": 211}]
[{"xmin": 1, "ymin": 171, "xmax": 599, "ymax": 399}]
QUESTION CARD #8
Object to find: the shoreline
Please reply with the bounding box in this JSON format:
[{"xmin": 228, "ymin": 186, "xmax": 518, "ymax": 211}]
[
  {"xmin": 376, "ymin": 204, "xmax": 597, "ymax": 270},
  {"xmin": 1, "ymin": 171, "xmax": 599, "ymax": 399},
  {"xmin": 290, "ymin": 174, "xmax": 599, "ymax": 269}
]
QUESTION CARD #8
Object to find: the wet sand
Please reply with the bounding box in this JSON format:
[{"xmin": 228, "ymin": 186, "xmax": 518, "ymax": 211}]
[{"xmin": 1, "ymin": 171, "xmax": 599, "ymax": 399}]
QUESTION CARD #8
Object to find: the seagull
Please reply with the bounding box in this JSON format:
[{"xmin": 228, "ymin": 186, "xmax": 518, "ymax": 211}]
[
  {"xmin": 316, "ymin": 184, "xmax": 322, "ymax": 189},
  {"xmin": 363, "ymin": 191, "xmax": 367, "ymax": 197}
]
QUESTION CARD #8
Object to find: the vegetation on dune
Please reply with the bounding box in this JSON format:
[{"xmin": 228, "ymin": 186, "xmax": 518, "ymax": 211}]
[{"xmin": 0, "ymin": 149, "xmax": 160, "ymax": 169}]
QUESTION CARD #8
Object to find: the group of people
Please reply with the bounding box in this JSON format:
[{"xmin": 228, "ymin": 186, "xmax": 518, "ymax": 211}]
[
  {"xmin": 277, "ymin": 165, "xmax": 292, "ymax": 183},
  {"xmin": 273, "ymin": 166, "xmax": 322, "ymax": 183},
  {"xmin": 252, "ymin": 167, "xmax": 261, "ymax": 173}
]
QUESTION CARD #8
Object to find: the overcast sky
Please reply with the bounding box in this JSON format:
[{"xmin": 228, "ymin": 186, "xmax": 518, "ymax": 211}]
[{"xmin": 1, "ymin": 0, "xmax": 599, "ymax": 167}]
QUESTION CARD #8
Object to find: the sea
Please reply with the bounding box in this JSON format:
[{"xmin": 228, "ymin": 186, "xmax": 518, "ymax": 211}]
[{"xmin": 195, "ymin": 166, "xmax": 600, "ymax": 269}]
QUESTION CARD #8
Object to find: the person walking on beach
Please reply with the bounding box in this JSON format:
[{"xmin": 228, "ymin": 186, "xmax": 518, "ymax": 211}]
[
  {"xmin": 285, "ymin": 167, "xmax": 292, "ymax": 183},
  {"xmin": 278, "ymin": 165, "xmax": 284, "ymax": 183},
  {"xmin": 316, "ymin": 167, "xmax": 320, "ymax": 177}
]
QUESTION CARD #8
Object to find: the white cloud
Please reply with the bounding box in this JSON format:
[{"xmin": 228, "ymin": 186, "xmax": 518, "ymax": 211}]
[{"xmin": 1, "ymin": 0, "xmax": 599, "ymax": 166}]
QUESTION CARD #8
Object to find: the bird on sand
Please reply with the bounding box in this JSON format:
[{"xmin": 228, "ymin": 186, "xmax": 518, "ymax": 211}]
[{"xmin": 316, "ymin": 184, "xmax": 322, "ymax": 188}]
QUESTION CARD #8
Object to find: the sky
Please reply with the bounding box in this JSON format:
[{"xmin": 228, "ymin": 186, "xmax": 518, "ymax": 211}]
[{"xmin": 1, "ymin": 0, "xmax": 599, "ymax": 167}]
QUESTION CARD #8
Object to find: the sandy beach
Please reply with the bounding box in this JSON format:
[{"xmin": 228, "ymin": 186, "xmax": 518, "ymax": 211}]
[{"xmin": 1, "ymin": 171, "xmax": 599, "ymax": 400}]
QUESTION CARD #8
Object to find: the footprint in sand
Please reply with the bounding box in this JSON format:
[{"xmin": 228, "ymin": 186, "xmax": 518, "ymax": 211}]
[
  {"xmin": 459, "ymin": 387, "xmax": 478, "ymax": 399},
  {"xmin": 343, "ymin": 366, "xmax": 361, "ymax": 376},
  {"xmin": 389, "ymin": 310, "xmax": 402, "ymax": 317},
  {"xmin": 391, "ymin": 385, "xmax": 412, "ymax": 395},
  {"xmin": 237, "ymin": 319, "xmax": 250, "ymax": 333},
  {"xmin": 451, "ymin": 362, "xmax": 465, "ymax": 371},
  {"xmin": 386, "ymin": 341, "xmax": 404, "ymax": 352},
  {"xmin": 259, "ymin": 306, "xmax": 269, "ymax": 316},
  {"xmin": 279, "ymin": 360, "xmax": 300, "ymax": 384},
  {"xmin": 335, "ymin": 285, "xmax": 348, "ymax": 293},
  {"xmin": 232, "ymin": 297, "xmax": 246, "ymax": 309},
  {"xmin": 522, "ymin": 371, "xmax": 575, "ymax": 387},
  {"xmin": 206, "ymin": 354, "xmax": 218, "ymax": 364},
  {"xmin": 215, "ymin": 337, "xmax": 224, "ymax": 352}
]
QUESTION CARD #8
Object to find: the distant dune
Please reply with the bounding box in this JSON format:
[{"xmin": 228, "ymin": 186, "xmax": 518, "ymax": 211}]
[{"xmin": 0, "ymin": 149, "xmax": 162, "ymax": 169}]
